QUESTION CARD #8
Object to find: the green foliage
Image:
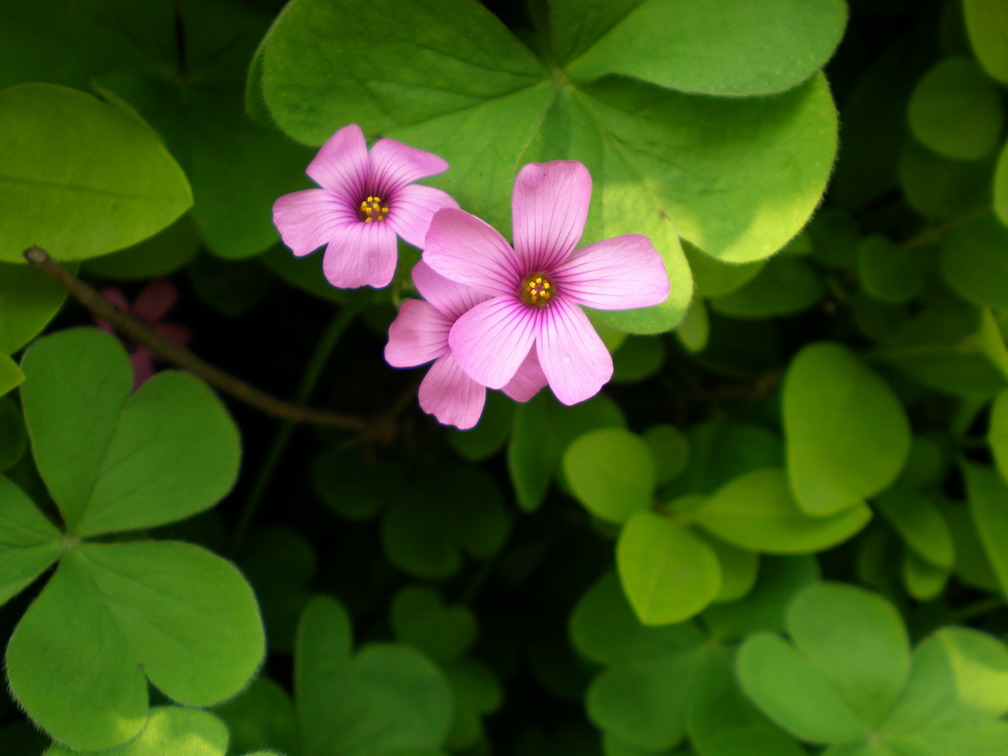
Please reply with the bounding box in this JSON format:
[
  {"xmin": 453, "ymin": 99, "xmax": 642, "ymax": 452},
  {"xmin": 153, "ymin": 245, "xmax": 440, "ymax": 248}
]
[
  {"xmin": 258, "ymin": 0, "xmax": 840, "ymax": 333},
  {"xmin": 0, "ymin": 262, "xmax": 70, "ymax": 353},
  {"xmin": 296, "ymin": 596, "xmax": 454, "ymax": 756},
  {"xmin": 20, "ymin": 328, "xmax": 240, "ymax": 536},
  {"xmin": 783, "ymin": 342, "xmax": 911, "ymax": 515},
  {"xmin": 4, "ymin": 1, "xmax": 1008, "ymax": 754},
  {"xmin": 2, "ymin": 328, "xmax": 260, "ymax": 751},
  {"xmin": 0, "ymin": 83, "xmax": 191, "ymax": 262},
  {"xmin": 44, "ymin": 707, "xmax": 230, "ymax": 756},
  {"xmin": 738, "ymin": 583, "xmax": 1008, "ymax": 754}
]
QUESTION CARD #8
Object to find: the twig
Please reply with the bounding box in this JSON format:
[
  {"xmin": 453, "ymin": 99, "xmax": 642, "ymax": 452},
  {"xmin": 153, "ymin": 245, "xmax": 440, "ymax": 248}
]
[
  {"xmin": 23, "ymin": 246, "xmax": 368, "ymax": 432},
  {"xmin": 902, "ymin": 205, "xmax": 991, "ymax": 250}
]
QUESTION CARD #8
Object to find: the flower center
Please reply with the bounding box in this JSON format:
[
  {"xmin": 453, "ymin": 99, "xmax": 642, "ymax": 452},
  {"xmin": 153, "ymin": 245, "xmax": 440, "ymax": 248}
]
[
  {"xmin": 358, "ymin": 195, "xmax": 389, "ymax": 222},
  {"xmin": 521, "ymin": 273, "xmax": 554, "ymax": 306}
]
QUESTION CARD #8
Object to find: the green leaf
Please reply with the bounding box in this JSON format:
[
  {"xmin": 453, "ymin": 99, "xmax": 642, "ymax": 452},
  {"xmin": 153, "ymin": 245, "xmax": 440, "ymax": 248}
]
[
  {"xmin": 0, "ymin": 351, "xmax": 23, "ymax": 397},
  {"xmin": 261, "ymin": 0, "xmax": 838, "ymax": 281},
  {"xmin": 0, "ymin": 396, "xmax": 26, "ymax": 471},
  {"xmin": 568, "ymin": 74, "xmax": 838, "ymax": 264},
  {"xmin": 783, "ymin": 342, "xmax": 911, "ymax": 515},
  {"xmin": 907, "ymin": 57, "xmax": 1003, "ymax": 161},
  {"xmin": 899, "ymin": 139, "xmax": 992, "ymax": 220},
  {"xmin": 702, "ymin": 556, "xmax": 820, "ymax": 640},
  {"xmin": 612, "ymin": 337, "xmax": 665, "ymax": 383},
  {"xmin": 688, "ymin": 648, "xmax": 807, "ymax": 756},
  {"xmin": 76, "ymin": 542, "xmax": 264, "ymax": 704},
  {"xmin": 381, "ymin": 463, "xmax": 508, "ymax": 578},
  {"xmin": 297, "ymin": 597, "xmax": 453, "ymax": 756},
  {"xmin": 20, "ymin": 328, "xmax": 132, "ymax": 529},
  {"xmin": 692, "ymin": 469, "xmax": 871, "ymax": 554},
  {"xmin": 963, "ymin": 0, "xmax": 1008, "ymax": 84},
  {"xmin": 736, "ymin": 633, "xmax": 869, "ymax": 744},
  {"xmin": 312, "ymin": 448, "xmax": 406, "ymax": 521},
  {"xmin": 0, "ymin": 475, "xmax": 61, "ymax": 606},
  {"xmin": 390, "ymin": 585, "xmax": 477, "ymax": 662},
  {"xmin": 617, "ymin": 511, "xmax": 721, "ymax": 625},
  {"xmin": 709, "ymin": 257, "xmax": 825, "ymax": 319},
  {"xmin": 569, "ymin": 570, "xmax": 704, "ymax": 666},
  {"xmin": 262, "ymin": 0, "xmax": 547, "ymax": 145},
  {"xmin": 941, "ymin": 213, "xmax": 1008, "ymax": 310},
  {"xmin": 0, "ymin": 83, "xmax": 191, "ymax": 262},
  {"xmin": 95, "ymin": 68, "xmax": 313, "ymax": 259},
  {"xmin": 83, "ymin": 214, "xmax": 201, "ymax": 280},
  {"xmin": 787, "ymin": 583, "xmax": 910, "ymax": 727},
  {"xmin": 20, "ymin": 328, "xmax": 240, "ymax": 536},
  {"xmin": 884, "ymin": 627, "xmax": 1008, "ymax": 732},
  {"xmin": 995, "ymin": 139, "xmax": 1008, "ymax": 225},
  {"xmin": 557, "ymin": 0, "xmax": 846, "ymax": 96},
  {"xmin": 447, "ymin": 391, "xmax": 515, "ymax": 461},
  {"xmin": 508, "ymin": 392, "xmax": 624, "ymax": 510},
  {"xmin": 215, "ymin": 677, "xmax": 299, "ymax": 756},
  {"xmin": 667, "ymin": 421, "xmax": 783, "ymax": 497},
  {"xmin": 857, "ymin": 234, "xmax": 923, "ymax": 304},
  {"xmin": 563, "ymin": 428, "xmax": 655, "ymax": 523},
  {"xmin": 963, "ymin": 462, "xmax": 1008, "ymax": 599},
  {"xmin": 702, "ymin": 534, "xmax": 759, "ymax": 603},
  {"xmin": 0, "ymin": 0, "xmax": 176, "ymax": 92},
  {"xmin": 238, "ymin": 527, "xmax": 316, "ymax": 655},
  {"xmin": 8, "ymin": 542, "xmax": 262, "ymax": 750},
  {"xmin": 587, "ymin": 642, "xmax": 716, "ymax": 751},
  {"xmin": 0, "ymin": 261, "xmax": 70, "ymax": 353},
  {"xmin": 685, "ymin": 242, "xmax": 764, "ymax": 298},
  {"xmin": 6, "ymin": 555, "xmax": 149, "ymax": 750},
  {"xmin": 642, "ymin": 424, "xmax": 689, "ymax": 485},
  {"xmin": 875, "ymin": 491, "xmax": 954, "ymax": 569},
  {"xmin": 45, "ymin": 707, "xmax": 229, "ymax": 756},
  {"xmin": 989, "ymin": 388, "xmax": 1008, "ymax": 484},
  {"xmin": 902, "ymin": 550, "xmax": 949, "ymax": 601}
]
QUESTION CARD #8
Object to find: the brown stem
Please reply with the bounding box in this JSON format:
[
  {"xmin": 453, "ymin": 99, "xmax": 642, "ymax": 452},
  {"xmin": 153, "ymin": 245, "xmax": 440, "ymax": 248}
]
[
  {"xmin": 23, "ymin": 246, "xmax": 369, "ymax": 432},
  {"xmin": 902, "ymin": 204, "xmax": 991, "ymax": 250}
]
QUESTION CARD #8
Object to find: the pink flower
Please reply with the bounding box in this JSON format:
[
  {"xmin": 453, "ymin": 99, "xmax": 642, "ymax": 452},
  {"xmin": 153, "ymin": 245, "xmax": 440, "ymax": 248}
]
[
  {"xmin": 272, "ymin": 124, "xmax": 458, "ymax": 289},
  {"xmin": 423, "ymin": 161, "xmax": 670, "ymax": 406},
  {"xmin": 385, "ymin": 262, "xmax": 547, "ymax": 429},
  {"xmin": 97, "ymin": 281, "xmax": 191, "ymax": 390}
]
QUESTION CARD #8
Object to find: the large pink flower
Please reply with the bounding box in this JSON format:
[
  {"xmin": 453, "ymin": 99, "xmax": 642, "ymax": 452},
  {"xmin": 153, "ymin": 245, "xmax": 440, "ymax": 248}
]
[
  {"xmin": 272, "ymin": 124, "xmax": 458, "ymax": 289},
  {"xmin": 423, "ymin": 161, "xmax": 669, "ymax": 406},
  {"xmin": 385, "ymin": 262, "xmax": 547, "ymax": 429}
]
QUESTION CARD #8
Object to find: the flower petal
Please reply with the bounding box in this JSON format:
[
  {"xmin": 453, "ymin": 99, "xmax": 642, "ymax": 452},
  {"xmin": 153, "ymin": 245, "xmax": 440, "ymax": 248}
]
[
  {"xmin": 130, "ymin": 349, "xmax": 156, "ymax": 390},
  {"xmin": 132, "ymin": 281, "xmax": 178, "ymax": 322},
  {"xmin": 537, "ymin": 298, "xmax": 612, "ymax": 406},
  {"xmin": 424, "ymin": 209, "xmax": 523, "ymax": 297},
  {"xmin": 273, "ymin": 189, "xmax": 357, "ymax": 257},
  {"xmin": 322, "ymin": 219, "xmax": 398, "ymax": 289},
  {"xmin": 152, "ymin": 322, "xmax": 191, "ymax": 348},
  {"xmin": 412, "ymin": 260, "xmax": 489, "ymax": 321},
  {"xmin": 306, "ymin": 123, "xmax": 369, "ymax": 199},
  {"xmin": 418, "ymin": 353, "xmax": 486, "ymax": 430},
  {"xmin": 388, "ymin": 184, "xmax": 459, "ymax": 249},
  {"xmin": 369, "ymin": 137, "xmax": 449, "ymax": 196},
  {"xmin": 512, "ymin": 161, "xmax": 592, "ymax": 272},
  {"xmin": 449, "ymin": 297, "xmax": 539, "ymax": 389},
  {"xmin": 501, "ymin": 347, "xmax": 548, "ymax": 403},
  {"xmin": 384, "ymin": 299, "xmax": 452, "ymax": 368},
  {"xmin": 554, "ymin": 234, "xmax": 670, "ymax": 310}
]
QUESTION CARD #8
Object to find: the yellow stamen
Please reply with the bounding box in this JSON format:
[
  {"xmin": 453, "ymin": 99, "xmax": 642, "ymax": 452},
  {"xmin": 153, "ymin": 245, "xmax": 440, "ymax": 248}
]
[
  {"xmin": 358, "ymin": 195, "xmax": 388, "ymax": 222},
  {"xmin": 521, "ymin": 272, "xmax": 556, "ymax": 307}
]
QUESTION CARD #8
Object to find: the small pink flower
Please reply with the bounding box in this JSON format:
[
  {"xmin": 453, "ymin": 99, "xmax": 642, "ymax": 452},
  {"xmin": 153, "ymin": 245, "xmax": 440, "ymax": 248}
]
[
  {"xmin": 98, "ymin": 281, "xmax": 191, "ymax": 390},
  {"xmin": 385, "ymin": 261, "xmax": 547, "ymax": 429},
  {"xmin": 423, "ymin": 161, "xmax": 669, "ymax": 406},
  {"xmin": 272, "ymin": 124, "xmax": 458, "ymax": 289}
]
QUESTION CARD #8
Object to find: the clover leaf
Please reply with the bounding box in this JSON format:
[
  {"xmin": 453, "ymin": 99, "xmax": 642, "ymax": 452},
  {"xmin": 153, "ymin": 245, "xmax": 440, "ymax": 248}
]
[{"xmin": 2, "ymin": 328, "xmax": 262, "ymax": 751}]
